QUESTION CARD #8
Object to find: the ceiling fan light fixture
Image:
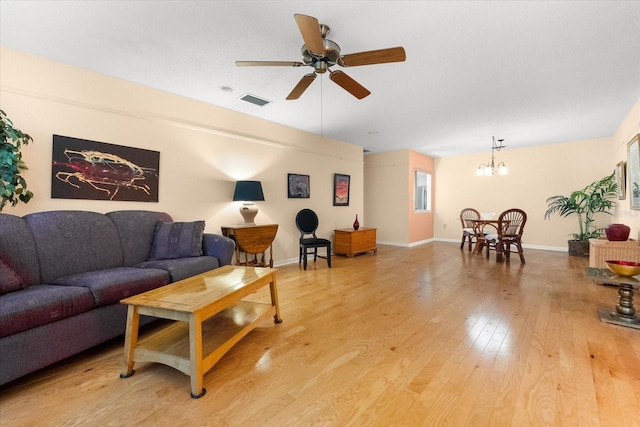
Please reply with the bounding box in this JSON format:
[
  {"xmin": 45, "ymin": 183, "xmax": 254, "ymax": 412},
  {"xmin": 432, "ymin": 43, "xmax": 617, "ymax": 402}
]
[
  {"xmin": 301, "ymin": 47, "xmax": 314, "ymax": 65},
  {"xmin": 314, "ymin": 61, "xmax": 328, "ymax": 73},
  {"xmin": 236, "ymin": 14, "xmax": 406, "ymax": 100},
  {"xmin": 319, "ymin": 23, "xmax": 330, "ymax": 38},
  {"xmin": 321, "ymin": 39, "xmax": 341, "ymax": 63}
]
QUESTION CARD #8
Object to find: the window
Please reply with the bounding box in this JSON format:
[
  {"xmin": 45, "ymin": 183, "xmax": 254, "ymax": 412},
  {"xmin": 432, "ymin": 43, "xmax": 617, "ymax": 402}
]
[{"xmin": 414, "ymin": 170, "xmax": 432, "ymax": 212}]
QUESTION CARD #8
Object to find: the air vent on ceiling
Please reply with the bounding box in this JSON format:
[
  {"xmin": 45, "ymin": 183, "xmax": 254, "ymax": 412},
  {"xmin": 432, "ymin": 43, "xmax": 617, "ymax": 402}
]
[{"xmin": 239, "ymin": 93, "xmax": 271, "ymax": 107}]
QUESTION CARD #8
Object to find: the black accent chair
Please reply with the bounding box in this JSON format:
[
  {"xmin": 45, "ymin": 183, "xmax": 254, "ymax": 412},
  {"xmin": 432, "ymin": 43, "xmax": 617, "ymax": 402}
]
[{"xmin": 295, "ymin": 209, "xmax": 332, "ymax": 270}]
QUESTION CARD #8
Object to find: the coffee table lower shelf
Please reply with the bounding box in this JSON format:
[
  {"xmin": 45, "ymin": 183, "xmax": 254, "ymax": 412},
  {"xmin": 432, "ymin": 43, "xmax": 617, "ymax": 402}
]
[{"xmin": 132, "ymin": 301, "xmax": 275, "ymax": 383}]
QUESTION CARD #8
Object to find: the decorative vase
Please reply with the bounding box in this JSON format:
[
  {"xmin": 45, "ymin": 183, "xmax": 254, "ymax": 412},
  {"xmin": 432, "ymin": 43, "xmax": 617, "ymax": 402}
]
[
  {"xmin": 353, "ymin": 214, "xmax": 360, "ymax": 230},
  {"xmin": 605, "ymin": 223, "xmax": 630, "ymax": 241}
]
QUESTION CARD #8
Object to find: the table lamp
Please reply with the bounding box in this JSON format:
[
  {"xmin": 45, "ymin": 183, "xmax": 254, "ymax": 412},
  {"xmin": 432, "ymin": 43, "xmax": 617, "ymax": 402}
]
[{"xmin": 233, "ymin": 180, "xmax": 265, "ymax": 225}]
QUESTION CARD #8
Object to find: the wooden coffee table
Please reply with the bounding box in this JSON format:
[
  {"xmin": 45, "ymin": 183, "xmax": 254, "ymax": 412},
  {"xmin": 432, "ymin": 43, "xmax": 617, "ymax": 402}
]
[{"xmin": 120, "ymin": 265, "xmax": 281, "ymax": 398}]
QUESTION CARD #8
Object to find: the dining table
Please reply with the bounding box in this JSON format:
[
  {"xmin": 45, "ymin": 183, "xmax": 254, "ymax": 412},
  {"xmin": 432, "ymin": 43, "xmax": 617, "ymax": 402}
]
[{"xmin": 469, "ymin": 218, "xmax": 502, "ymax": 259}]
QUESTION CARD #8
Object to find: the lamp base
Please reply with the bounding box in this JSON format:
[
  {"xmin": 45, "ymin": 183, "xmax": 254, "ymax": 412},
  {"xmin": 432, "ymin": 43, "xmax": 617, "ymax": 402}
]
[{"xmin": 239, "ymin": 202, "xmax": 258, "ymax": 225}]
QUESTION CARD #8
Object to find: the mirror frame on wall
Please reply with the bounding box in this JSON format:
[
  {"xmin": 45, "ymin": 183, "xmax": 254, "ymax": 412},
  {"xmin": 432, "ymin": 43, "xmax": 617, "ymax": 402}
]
[{"xmin": 414, "ymin": 169, "xmax": 432, "ymax": 212}]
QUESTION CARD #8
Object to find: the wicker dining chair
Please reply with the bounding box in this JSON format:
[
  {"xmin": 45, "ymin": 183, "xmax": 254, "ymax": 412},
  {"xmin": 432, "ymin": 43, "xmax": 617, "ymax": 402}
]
[
  {"xmin": 459, "ymin": 208, "xmax": 481, "ymax": 251},
  {"xmin": 485, "ymin": 208, "xmax": 527, "ymax": 263}
]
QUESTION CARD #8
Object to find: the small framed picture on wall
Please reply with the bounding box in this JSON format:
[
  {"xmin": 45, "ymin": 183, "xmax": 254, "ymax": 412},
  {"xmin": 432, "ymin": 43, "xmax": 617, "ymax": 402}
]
[
  {"xmin": 333, "ymin": 173, "xmax": 350, "ymax": 206},
  {"xmin": 288, "ymin": 173, "xmax": 310, "ymax": 198}
]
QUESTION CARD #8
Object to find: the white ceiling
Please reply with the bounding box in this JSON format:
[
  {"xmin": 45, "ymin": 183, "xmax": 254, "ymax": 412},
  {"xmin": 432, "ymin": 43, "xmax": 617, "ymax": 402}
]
[{"xmin": 1, "ymin": 1, "xmax": 639, "ymax": 157}]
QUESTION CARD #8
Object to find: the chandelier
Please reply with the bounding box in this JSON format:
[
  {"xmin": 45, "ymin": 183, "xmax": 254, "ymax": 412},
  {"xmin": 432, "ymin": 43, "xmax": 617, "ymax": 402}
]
[{"xmin": 476, "ymin": 136, "xmax": 507, "ymax": 176}]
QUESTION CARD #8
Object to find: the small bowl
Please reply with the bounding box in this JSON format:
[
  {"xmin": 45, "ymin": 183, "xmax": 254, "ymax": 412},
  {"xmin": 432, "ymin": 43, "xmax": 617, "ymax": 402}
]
[{"xmin": 605, "ymin": 260, "xmax": 640, "ymax": 277}]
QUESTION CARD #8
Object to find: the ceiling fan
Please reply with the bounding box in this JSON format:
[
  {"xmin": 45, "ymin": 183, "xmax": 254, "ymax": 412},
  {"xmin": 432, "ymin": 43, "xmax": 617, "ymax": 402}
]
[{"xmin": 236, "ymin": 14, "xmax": 406, "ymax": 100}]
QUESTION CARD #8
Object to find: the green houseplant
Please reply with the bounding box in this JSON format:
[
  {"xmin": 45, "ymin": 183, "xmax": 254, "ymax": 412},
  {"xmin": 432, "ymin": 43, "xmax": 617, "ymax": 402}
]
[
  {"xmin": 544, "ymin": 172, "xmax": 617, "ymax": 257},
  {"xmin": 0, "ymin": 109, "xmax": 34, "ymax": 211}
]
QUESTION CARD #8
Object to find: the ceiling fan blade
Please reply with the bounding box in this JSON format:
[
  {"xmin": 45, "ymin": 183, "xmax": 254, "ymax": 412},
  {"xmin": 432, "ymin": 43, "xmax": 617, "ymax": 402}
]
[
  {"xmin": 337, "ymin": 46, "xmax": 406, "ymax": 67},
  {"xmin": 236, "ymin": 61, "xmax": 305, "ymax": 67},
  {"xmin": 329, "ymin": 70, "xmax": 371, "ymax": 99},
  {"xmin": 294, "ymin": 14, "xmax": 324, "ymax": 56},
  {"xmin": 286, "ymin": 73, "xmax": 317, "ymax": 100}
]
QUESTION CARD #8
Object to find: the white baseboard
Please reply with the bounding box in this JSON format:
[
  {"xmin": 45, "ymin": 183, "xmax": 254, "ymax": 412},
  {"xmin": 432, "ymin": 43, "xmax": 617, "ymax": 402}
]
[
  {"xmin": 376, "ymin": 238, "xmax": 436, "ymax": 248},
  {"xmin": 273, "ymin": 240, "xmax": 568, "ymax": 267},
  {"xmin": 379, "ymin": 238, "xmax": 567, "ymax": 252},
  {"xmin": 435, "ymin": 238, "xmax": 566, "ymax": 252}
]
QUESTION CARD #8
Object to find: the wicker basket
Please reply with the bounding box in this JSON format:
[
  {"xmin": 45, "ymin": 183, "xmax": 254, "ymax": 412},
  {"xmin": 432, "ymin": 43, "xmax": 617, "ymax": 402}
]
[{"xmin": 589, "ymin": 238, "xmax": 640, "ymax": 268}]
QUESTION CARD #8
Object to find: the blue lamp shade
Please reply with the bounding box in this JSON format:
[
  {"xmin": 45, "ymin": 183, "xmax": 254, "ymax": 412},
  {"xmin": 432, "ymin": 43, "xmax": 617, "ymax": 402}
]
[
  {"xmin": 233, "ymin": 180, "xmax": 264, "ymax": 225},
  {"xmin": 232, "ymin": 180, "xmax": 265, "ymax": 202}
]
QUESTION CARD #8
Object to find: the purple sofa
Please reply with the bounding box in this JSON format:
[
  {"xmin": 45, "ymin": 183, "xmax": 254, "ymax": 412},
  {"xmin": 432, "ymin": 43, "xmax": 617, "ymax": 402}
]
[{"xmin": 0, "ymin": 210, "xmax": 235, "ymax": 386}]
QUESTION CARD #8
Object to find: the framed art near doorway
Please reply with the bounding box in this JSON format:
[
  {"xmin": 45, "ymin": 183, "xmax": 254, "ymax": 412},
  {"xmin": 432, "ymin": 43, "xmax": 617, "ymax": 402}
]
[{"xmin": 333, "ymin": 173, "xmax": 350, "ymax": 206}]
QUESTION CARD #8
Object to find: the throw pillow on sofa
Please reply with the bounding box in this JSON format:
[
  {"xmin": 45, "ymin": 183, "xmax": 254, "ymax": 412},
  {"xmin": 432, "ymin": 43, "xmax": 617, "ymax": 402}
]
[
  {"xmin": 0, "ymin": 258, "xmax": 25, "ymax": 295},
  {"xmin": 149, "ymin": 221, "xmax": 205, "ymax": 260}
]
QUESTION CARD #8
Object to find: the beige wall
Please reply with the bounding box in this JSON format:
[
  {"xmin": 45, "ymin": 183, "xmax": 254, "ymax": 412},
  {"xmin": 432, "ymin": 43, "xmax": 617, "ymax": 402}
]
[
  {"xmin": 365, "ymin": 97, "xmax": 640, "ymax": 250},
  {"xmin": 363, "ymin": 150, "xmax": 409, "ymax": 243},
  {"xmin": 434, "ymin": 93, "xmax": 640, "ymax": 250},
  {"xmin": 3, "ymin": 46, "xmax": 639, "ymax": 256},
  {"xmin": 0, "ymin": 46, "xmax": 364, "ymax": 265},
  {"xmin": 363, "ymin": 149, "xmax": 435, "ymax": 245},
  {"xmin": 611, "ymin": 98, "xmax": 640, "ymax": 237},
  {"xmin": 434, "ymin": 137, "xmax": 614, "ymax": 250}
]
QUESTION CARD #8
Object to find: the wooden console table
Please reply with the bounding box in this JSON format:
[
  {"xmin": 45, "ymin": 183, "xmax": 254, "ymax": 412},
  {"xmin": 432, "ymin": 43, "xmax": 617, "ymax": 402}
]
[
  {"xmin": 221, "ymin": 224, "xmax": 278, "ymax": 268},
  {"xmin": 334, "ymin": 227, "xmax": 377, "ymax": 257},
  {"xmin": 120, "ymin": 265, "xmax": 282, "ymax": 398}
]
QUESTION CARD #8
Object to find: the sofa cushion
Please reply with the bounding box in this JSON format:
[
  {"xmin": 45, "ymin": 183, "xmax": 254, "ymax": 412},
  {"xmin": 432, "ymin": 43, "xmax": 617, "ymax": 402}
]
[
  {"xmin": 24, "ymin": 211, "xmax": 124, "ymax": 284},
  {"xmin": 149, "ymin": 221, "xmax": 205, "ymax": 260},
  {"xmin": 50, "ymin": 267, "xmax": 170, "ymax": 307},
  {"xmin": 0, "ymin": 258, "xmax": 25, "ymax": 295},
  {"xmin": 106, "ymin": 210, "xmax": 173, "ymax": 266},
  {"xmin": 137, "ymin": 256, "xmax": 220, "ymax": 282},
  {"xmin": 0, "ymin": 285, "xmax": 94, "ymax": 338},
  {"xmin": 203, "ymin": 234, "xmax": 236, "ymax": 266}
]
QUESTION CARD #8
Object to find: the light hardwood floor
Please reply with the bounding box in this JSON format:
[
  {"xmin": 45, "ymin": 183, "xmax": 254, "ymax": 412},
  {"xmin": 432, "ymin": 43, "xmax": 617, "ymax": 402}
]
[{"xmin": 1, "ymin": 242, "xmax": 640, "ymax": 426}]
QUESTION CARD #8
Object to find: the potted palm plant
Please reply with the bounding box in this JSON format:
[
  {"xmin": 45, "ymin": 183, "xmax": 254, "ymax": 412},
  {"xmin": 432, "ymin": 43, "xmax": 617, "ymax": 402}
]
[
  {"xmin": 544, "ymin": 172, "xmax": 617, "ymax": 257},
  {"xmin": 0, "ymin": 109, "xmax": 34, "ymax": 211}
]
